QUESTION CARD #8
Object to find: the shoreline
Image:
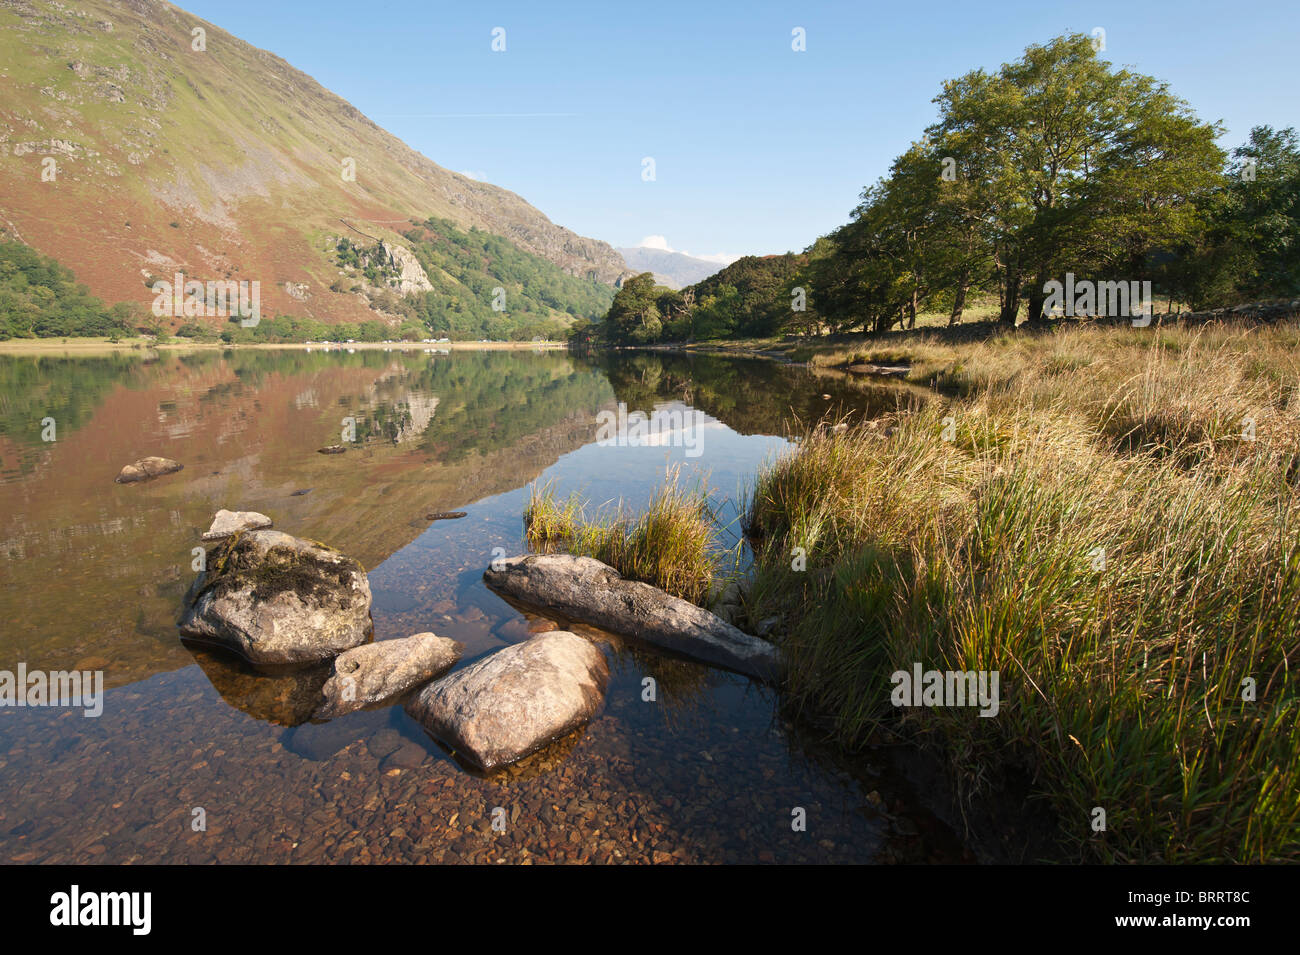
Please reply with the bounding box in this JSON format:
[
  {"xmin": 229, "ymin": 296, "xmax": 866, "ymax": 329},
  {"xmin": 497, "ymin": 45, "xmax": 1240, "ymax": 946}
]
[{"xmin": 0, "ymin": 338, "xmax": 569, "ymax": 356}]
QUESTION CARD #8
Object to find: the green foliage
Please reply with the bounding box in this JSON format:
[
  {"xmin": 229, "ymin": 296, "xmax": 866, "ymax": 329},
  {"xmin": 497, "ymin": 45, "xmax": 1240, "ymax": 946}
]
[
  {"xmin": 587, "ymin": 35, "xmax": 1294, "ymax": 347},
  {"xmin": 592, "ymin": 256, "xmax": 811, "ymax": 345},
  {"xmin": 1175, "ymin": 126, "xmax": 1300, "ymax": 307},
  {"xmin": 391, "ymin": 218, "xmax": 614, "ymax": 341},
  {"xmin": 604, "ymin": 272, "xmax": 665, "ymax": 344},
  {"xmin": 817, "ymin": 33, "xmax": 1228, "ymax": 331},
  {"xmin": 0, "ymin": 239, "xmax": 132, "ymax": 339},
  {"xmin": 687, "ymin": 254, "xmax": 810, "ymax": 339}
]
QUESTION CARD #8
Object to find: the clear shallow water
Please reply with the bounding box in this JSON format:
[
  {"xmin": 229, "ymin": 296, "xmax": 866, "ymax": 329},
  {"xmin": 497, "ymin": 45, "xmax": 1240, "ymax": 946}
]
[{"xmin": 0, "ymin": 346, "xmax": 963, "ymax": 864}]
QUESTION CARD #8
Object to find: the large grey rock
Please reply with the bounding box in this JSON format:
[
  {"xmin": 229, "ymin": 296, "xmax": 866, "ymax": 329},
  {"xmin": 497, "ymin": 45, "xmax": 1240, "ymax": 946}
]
[
  {"xmin": 179, "ymin": 530, "xmax": 372, "ymax": 665},
  {"xmin": 115, "ymin": 456, "xmax": 183, "ymax": 483},
  {"xmin": 404, "ymin": 631, "xmax": 608, "ymax": 772},
  {"xmin": 374, "ymin": 240, "xmax": 433, "ymax": 296},
  {"xmin": 316, "ymin": 632, "xmax": 462, "ymax": 719},
  {"xmin": 201, "ymin": 509, "xmax": 273, "ymax": 541},
  {"xmin": 484, "ymin": 554, "xmax": 783, "ymax": 683}
]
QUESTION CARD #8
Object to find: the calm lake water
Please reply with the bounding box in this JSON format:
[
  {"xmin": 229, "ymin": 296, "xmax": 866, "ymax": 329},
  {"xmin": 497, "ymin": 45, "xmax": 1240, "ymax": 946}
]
[{"xmin": 0, "ymin": 346, "xmax": 965, "ymax": 864}]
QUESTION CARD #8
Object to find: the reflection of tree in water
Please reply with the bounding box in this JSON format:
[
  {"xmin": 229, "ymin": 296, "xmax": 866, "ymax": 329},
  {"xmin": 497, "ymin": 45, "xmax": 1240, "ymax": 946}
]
[
  {"xmin": 350, "ymin": 402, "xmax": 416, "ymax": 444},
  {"xmin": 582, "ymin": 352, "xmax": 923, "ymax": 436},
  {"xmin": 0, "ymin": 354, "xmax": 149, "ymax": 461},
  {"xmin": 406, "ymin": 351, "xmax": 615, "ymax": 463},
  {"xmin": 224, "ymin": 349, "xmax": 616, "ymax": 459}
]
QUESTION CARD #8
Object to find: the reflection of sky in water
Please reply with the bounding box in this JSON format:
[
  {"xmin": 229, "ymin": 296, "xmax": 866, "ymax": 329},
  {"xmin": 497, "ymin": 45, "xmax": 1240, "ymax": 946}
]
[{"xmin": 0, "ymin": 350, "xmax": 964, "ymax": 864}]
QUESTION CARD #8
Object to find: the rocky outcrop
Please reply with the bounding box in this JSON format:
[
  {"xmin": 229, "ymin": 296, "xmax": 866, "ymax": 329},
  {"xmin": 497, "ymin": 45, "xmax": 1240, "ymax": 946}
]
[
  {"xmin": 404, "ymin": 631, "xmax": 608, "ymax": 772},
  {"xmin": 115, "ymin": 456, "xmax": 183, "ymax": 483},
  {"xmin": 178, "ymin": 530, "xmax": 372, "ymax": 665},
  {"xmin": 374, "ymin": 240, "xmax": 433, "ymax": 296},
  {"xmin": 316, "ymin": 632, "xmax": 462, "ymax": 719},
  {"xmin": 484, "ymin": 554, "xmax": 783, "ymax": 683},
  {"xmin": 201, "ymin": 509, "xmax": 273, "ymax": 541}
]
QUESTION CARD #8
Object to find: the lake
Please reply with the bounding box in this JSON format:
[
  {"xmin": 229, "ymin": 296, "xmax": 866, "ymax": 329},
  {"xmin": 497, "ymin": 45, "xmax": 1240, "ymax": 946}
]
[{"xmin": 0, "ymin": 346, "xmax": 966, "ymax": 863}]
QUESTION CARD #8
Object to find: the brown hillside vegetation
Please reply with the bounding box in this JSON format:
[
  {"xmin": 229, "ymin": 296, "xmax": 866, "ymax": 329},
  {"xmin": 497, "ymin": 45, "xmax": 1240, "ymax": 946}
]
[{"xmin": 0, "ymin": 0, "xmax": 625, "ymax": 328}]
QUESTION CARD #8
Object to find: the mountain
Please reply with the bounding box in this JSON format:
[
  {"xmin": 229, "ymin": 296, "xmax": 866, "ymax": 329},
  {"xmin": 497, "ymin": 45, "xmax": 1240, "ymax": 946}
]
[
  {"xmin": 0, "ymin": 0, "xmax": 627, "ymax": 331},
  {"xmin": 618, "ymin": 247, "xmax": 727, "ymax": 289}
]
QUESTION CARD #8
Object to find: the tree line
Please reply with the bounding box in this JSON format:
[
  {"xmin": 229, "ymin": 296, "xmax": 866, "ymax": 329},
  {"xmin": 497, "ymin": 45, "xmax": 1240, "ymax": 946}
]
[
  {"xmin": 582, "ymin": 34, "xmax": 1299, "ymax": 346},
  {"xmin": 0, "ymin": 239, "xmax": 133, "ymax": 340}
]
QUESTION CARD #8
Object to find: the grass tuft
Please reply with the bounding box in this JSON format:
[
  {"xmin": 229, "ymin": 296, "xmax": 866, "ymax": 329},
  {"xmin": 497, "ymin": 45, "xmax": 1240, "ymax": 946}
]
[{"xmin": 524, "ymin": 466, "xmax": 729, "ymax": 606}]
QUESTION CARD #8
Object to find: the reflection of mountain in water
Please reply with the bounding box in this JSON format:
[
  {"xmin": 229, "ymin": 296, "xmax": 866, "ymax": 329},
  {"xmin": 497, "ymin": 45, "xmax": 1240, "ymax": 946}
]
[{"xmin": 0, "ymin": 350, "xmax": 615, "ymax": 688}]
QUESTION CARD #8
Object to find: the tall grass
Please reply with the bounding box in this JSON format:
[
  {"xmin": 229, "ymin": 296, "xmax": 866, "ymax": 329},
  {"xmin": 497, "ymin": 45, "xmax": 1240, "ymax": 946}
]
[
  {"xmin": 524, "ymin": 466, "xmax": 730, "ymax": 605},
  {"xmin": 746, "ymin": 319, "xmax": 1300, "ymax": 863}
]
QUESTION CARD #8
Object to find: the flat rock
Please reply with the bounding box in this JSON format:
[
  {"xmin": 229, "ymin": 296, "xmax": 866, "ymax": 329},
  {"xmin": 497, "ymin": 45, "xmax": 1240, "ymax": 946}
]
[
  {"xmin": 115, "ymin": 456, "xmax": 183, "ymax": 483},
  {"xmin": 316, "ymin": 632, "xmax": 462, "ymax": 719},
  {"xmin": 201, "ymin": 509, "xmax": 273, "ymax": 541},
  {"xmin": 846, "ymin": 363, "xmax": 910, "ymax": 377},
  {"xmin": 484, "ymin": 554, "xmax": 783, "ymax": 683},
  {"xmin": 405, "ymin": 630, "xmax": 609, "ymax": 772},
  {"xmin": 178, "ymin": 530, "xmax": 373, "ymax": 665}
]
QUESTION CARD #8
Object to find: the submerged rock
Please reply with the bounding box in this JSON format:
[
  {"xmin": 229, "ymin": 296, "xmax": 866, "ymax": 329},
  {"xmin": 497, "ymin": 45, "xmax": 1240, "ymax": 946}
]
[
  {"xmin": 179, "ymin": 530, "xmax": 372, "ymax": 665},
  {"xmin": 283, "ymin": 707, "xmax": 391, "ymax": 761},
  {"xmin": 316, "ymin": 632, "xmax": 462, "ymax": 719},
  {"xmin": 847, "ymin": 363, "xmax": 910, "ymax": 377},
  {"xmin": 404, "ymin": 630, "xmax": 608, "ymax": 772},
  {"xmin": 201, "ymin": 509, "xmax": 273, "ymax": 541},
  {"xmin": 115, "ymin": 456, "xmax": 183, "ymax": 483},
  {"xmin": 484, "ymin": 554, "xmax": 783, "ymax": 683}
]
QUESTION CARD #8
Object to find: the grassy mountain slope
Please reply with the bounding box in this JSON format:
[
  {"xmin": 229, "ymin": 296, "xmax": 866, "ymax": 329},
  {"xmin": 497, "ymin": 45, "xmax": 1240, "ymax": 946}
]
[{"xmin": 0, "ymin": 0, "xmax": 625, "ymax": 330}]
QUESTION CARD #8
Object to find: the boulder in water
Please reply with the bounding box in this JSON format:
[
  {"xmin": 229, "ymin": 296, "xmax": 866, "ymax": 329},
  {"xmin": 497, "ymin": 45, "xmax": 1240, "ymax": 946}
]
[
  {"xmin": 484, "ymin": 554, "xmax": 783, "ymax": 683},
  {"xmin": 179, "ymin": 530, "xmax": 372, "ymax": 665},
  {"xmin": 115, "ymin": 456, "xmax": 183, "ymax": 484},
  {"xmin": 201, "ymin": 509, "xmax": 273, "ymax": 541},
  {"xmin": 316, "ymin": 632, "xmax": 462, "ymax": 719},
  {"xmin": 404, "ymin": 630, "xmax": 608, "ymax": 772}
]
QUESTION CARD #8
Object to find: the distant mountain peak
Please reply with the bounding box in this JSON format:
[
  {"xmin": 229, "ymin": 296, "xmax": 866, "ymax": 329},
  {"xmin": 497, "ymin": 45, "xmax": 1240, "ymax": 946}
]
[{"xmin": 617, "ymin": 247, "xmax": 727, "ymax": 289}]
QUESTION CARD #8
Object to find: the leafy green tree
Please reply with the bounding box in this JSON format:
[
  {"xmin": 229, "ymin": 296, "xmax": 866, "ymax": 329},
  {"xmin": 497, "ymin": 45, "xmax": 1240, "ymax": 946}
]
[
  {"xmin": 606, "ymin": 273, "xmax": 664, "ymax": 343},
  {"xmin": 0, "ymin": 239, "xmax": 132, "ymax": 339},
  {"xmin": 1179, "ymin": 126, "xmax": 1300, "ymax": 306}
]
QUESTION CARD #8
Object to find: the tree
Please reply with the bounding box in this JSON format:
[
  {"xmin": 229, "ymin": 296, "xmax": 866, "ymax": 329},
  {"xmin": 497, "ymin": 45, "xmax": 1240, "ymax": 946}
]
[
  {"xmin": 928, "ymin": 34, "xmax": 1224, "ymax": 323},
  {"xmin": 606, "ymin": 272, "xmax": 664, "ymax": 343}
]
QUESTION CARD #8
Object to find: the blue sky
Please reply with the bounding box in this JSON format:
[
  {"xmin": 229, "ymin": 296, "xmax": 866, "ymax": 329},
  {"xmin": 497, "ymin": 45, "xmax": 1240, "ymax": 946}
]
[{"xmin": 186, "ymin": 0, "xmax": 1299, "ymax": 262}]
